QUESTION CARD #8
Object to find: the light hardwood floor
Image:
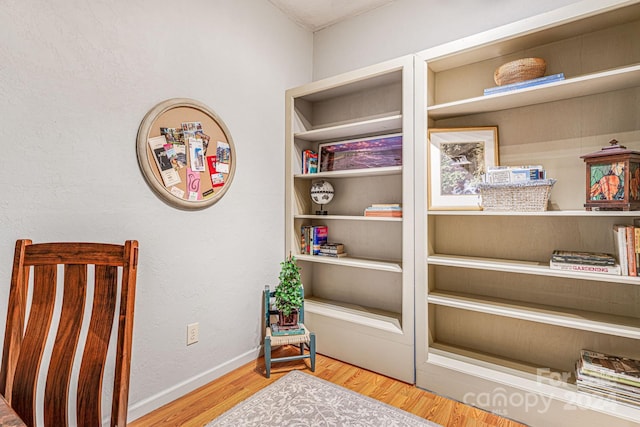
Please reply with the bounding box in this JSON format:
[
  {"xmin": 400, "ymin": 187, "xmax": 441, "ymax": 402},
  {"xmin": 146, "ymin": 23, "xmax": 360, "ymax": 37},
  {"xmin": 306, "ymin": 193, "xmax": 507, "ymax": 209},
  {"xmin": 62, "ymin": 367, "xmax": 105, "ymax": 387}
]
[{"xmin": 130, "ymin": 346, "xmax": 528, "ymax": 427}]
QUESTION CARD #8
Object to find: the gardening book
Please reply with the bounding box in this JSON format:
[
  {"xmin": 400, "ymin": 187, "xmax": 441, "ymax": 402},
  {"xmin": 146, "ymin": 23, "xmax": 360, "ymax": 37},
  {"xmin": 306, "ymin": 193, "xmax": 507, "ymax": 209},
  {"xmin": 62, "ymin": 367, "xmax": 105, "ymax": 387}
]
[{"xmin": 549, "ymin": 260, "xmax": 621, "ymax": 275}]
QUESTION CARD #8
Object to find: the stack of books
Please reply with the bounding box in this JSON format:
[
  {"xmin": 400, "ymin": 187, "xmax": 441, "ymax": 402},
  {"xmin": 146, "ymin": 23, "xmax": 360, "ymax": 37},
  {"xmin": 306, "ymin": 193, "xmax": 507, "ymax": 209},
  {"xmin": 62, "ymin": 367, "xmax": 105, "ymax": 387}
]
[
  {"xmin": 300, "ymin": 225, "xmax": 327, "ymax": 255},
  {"xmin": 317, "ymin": 242, "xmax": 347, "ymax": 258},
  {"xmin": 576, "ymin": 349, "xmax": 640, "ymax": 408},
  {"xmin": 612, "ymin": 223, "xmax": 640, "ymax": 276},
  {"xmin": 364, "ymin": 203, "xmax": 402, "ymax": 217},
  {"xmin": 549, "ymin": 250, "xmax": 620, "ymax": 275}
]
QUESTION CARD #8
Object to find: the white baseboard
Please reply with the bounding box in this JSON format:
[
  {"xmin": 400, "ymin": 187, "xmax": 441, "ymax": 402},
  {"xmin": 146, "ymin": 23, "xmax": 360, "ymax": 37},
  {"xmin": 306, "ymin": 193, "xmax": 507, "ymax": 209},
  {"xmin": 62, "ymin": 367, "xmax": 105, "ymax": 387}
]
[{"xmin": 126, "ymin": 346, "xmax": 261, "ymax": 423}]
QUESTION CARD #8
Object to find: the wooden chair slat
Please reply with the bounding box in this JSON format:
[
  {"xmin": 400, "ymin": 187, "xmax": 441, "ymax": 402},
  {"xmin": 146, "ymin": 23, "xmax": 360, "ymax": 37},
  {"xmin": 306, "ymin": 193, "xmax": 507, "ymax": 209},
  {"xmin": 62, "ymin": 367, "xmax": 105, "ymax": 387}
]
[
  {"xmin": 0, "ymin": 240, "xmax": 31, "ymax": 401},
  {"xmin": 111, "ymin": 241, "xmax": 138, "ymax": 427},
  {"xmin": 44, "ymin": 264, "xmax": 87, "ymax": 427},
  {"xmin": 24, "ymin": 243, "xmax": 126, "ymax": 266},
  {"xmin": 12, "ymin": 265, "xmax": 57, "ymax": 427},
  {"xmin": 77, "ymin": 265, "xmax": 118, "ymax": 426}
]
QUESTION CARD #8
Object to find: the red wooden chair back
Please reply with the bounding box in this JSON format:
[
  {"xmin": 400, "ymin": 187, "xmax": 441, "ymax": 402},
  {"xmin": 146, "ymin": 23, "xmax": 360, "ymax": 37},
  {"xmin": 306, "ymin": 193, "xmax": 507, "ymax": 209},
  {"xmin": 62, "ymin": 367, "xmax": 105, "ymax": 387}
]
[{"xmin": 0, "ymin": 240, "xmax": 138, "ymax": 427}]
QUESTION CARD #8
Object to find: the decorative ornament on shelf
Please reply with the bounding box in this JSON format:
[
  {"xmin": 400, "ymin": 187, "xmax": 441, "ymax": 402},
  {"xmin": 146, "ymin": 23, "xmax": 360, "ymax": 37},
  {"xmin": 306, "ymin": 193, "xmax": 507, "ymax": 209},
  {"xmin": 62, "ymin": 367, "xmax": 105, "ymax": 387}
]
[
  {"xmin": 581, "ymin": 139, "xmax": 640, "ymax": 211},
  {"xmin": 310, "ymin": 180, "xmax": 334, "ymax": 215},
  {"xmin": 494, "ymin": 57, "xmax": 546, "ymax": 86}
]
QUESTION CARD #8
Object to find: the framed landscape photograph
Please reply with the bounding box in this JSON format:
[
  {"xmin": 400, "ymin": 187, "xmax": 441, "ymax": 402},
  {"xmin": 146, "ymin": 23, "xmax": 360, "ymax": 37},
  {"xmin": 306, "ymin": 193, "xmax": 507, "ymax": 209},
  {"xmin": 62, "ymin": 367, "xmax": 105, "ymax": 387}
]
[
  {"xmin": 427, "ymin": 127, "xmax": 499, "ymax": 210},
  {"xmin": 319, "ymin": 133, "xmax": 402, "ymax": 172}
]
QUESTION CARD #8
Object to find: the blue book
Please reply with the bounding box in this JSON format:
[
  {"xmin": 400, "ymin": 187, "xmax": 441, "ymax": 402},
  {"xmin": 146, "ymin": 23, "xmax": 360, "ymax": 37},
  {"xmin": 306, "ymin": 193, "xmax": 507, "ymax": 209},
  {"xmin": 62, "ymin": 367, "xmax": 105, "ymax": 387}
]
[
  {"xmin": 312, "ymin": 226, "xmax": 328, "ymax": 255},
  {"xmin": 484, "ymin": 73, "xmax": 565, "ymax": 95}
]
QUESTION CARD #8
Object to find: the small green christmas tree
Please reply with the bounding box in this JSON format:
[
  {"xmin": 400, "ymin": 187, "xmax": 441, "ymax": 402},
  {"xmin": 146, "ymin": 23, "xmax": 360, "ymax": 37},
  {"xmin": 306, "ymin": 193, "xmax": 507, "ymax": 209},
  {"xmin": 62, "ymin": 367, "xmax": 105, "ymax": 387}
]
[{"xmin": 275, "ymin": 254, "xmax": 303, "ymax": 317}]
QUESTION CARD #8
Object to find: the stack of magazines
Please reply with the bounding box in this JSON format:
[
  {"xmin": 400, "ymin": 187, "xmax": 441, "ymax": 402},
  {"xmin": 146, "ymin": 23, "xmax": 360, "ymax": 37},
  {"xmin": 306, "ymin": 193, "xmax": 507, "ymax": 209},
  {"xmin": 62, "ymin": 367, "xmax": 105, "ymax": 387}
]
[
  {"xmin": 576, "ymin": 349, "xmax": 640, "ymax": 407},
  {"xmin": 549, "ymin": 250, "xmax": 620, "ymax": 275}
]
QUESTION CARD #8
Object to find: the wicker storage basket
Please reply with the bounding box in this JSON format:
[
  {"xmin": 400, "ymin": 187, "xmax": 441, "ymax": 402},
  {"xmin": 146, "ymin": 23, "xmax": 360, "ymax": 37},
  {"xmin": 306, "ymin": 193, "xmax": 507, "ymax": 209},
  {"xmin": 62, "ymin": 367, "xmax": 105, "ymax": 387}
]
[
  {"xmin": 478, "ymin": 179, "xmax": 556, "ymax": 212},
  {"xmin": 494, "ymin": 58, "xmax": 546, "ymax": 86}
]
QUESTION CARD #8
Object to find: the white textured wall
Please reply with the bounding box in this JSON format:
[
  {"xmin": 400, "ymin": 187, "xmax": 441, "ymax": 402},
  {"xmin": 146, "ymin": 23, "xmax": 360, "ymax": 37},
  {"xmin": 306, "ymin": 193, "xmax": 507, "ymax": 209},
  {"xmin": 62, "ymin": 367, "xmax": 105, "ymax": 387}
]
[
  {"xmin": 0, "ymin": 0, "xmax": 594, "ymax": 422},
  {"xmin": 313, "ymin": 0, "xmax": 582, "ymax": 79},
  {"xmin": 0, "ymin": 0, "xmax": 311, "ymax": 421}
]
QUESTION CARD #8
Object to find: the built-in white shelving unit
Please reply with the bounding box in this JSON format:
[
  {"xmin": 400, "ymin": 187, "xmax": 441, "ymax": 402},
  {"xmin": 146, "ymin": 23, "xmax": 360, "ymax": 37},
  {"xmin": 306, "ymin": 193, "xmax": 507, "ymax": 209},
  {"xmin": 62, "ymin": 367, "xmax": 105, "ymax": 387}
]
[
  {"xmin": 414, "ymin": 1, "xmax": 640, "ymax": 425},
  {"xmin": 285, "ymin": 56, "xmax": 415, "ymax": 382}
]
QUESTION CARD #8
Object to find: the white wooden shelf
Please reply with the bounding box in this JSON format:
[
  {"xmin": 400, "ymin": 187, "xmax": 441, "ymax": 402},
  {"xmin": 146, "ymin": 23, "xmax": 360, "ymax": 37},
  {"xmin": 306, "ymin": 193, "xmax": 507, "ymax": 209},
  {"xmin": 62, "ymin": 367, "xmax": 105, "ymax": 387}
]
[
  {"xmin": 428, "ymin": 64, "xmax": 640, "ymax": 120},
  {"xmin": 428, "ymin": 291, "xmax": 640, "ymax": 339},
  {"xmin": 428, "ymin": 344, "xmax": 640, "ymax": 423},
  {"xmin": 296, "ymin": 253, "xmax": 402, "ymax": 272},
  {"xmin": 295, "ymin": 214, "xmax": 402, "ymax": 222},
  {"xmin": 427, "ymin": 209, "xmax": 640, "ymax": 217},
  {"xmin": 428, "ymin": 254, "xmax": 640, "ymax": 286},
  {"xmin": 294, "ymin": 165, "xmax": 402, "ymax": 179},
  {"xmin": 416, "ymin": 2, "xmax": 640, "ymax": 425},
  {"xmin": 286, "ymin": 56, "xmax": 414, "ymax": 382},
  {"xmin": 294, "ymin": 113, "xmax": 402, "ymax": 142},
  {"xmin": 305, "ymin": 296, "xmax": 402, "ymax": 334}
]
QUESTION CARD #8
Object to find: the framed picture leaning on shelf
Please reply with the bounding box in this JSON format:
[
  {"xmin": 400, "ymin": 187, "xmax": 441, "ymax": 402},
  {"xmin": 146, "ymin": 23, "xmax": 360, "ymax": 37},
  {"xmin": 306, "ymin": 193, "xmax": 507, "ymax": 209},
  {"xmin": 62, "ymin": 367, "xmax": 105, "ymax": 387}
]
[
  {"xmin": 427, "ymin": 127, "xmax": 499, "ymax": 210},
  {"xmin": 319, "ymin": 133, "xmax": 402, "ymax": 172}
]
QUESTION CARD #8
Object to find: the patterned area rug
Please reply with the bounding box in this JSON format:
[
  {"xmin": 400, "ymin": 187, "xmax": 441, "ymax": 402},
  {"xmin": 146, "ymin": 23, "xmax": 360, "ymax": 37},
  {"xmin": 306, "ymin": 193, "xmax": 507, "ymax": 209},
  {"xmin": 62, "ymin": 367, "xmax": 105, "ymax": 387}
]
[{"xmin": 207, "ymin": 370, "xmax": 442, "ymax": 426}]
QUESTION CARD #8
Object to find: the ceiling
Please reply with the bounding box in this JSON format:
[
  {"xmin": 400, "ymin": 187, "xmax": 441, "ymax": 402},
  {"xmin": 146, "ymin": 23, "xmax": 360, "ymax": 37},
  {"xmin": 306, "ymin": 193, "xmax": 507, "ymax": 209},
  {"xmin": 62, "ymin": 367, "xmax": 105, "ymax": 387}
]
[{"xmin": 269, "ymin": 0, "xmax": 396, "ymax": 32}]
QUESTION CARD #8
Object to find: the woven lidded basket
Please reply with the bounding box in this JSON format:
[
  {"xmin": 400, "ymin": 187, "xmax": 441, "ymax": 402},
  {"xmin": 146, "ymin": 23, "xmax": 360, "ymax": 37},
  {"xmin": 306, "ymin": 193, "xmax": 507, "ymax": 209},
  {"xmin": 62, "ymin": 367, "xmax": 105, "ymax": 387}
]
[
  {"xmin": 494, "ymin": 58, "xmax": 546, "ymax": 86},
  {"xmin": 478, "ymin": 179, "xmax": 556, "ymax": 212}
]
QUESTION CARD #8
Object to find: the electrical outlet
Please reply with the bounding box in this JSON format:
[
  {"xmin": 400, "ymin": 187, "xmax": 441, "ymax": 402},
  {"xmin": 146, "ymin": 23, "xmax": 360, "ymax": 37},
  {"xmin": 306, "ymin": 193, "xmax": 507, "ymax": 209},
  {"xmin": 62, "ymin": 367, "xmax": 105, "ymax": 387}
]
[{"xmin": 187, "ymin": 322, "xmax": 199, "ymax": 345}]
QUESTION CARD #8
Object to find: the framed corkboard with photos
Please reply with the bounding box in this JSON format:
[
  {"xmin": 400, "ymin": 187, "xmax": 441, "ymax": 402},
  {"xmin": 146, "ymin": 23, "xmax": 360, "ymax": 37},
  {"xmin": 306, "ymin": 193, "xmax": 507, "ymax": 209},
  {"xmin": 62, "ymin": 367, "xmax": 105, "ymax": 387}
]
[{"xmin": 136, "ymin": 98, "xmax": 236, "ymax": 210}]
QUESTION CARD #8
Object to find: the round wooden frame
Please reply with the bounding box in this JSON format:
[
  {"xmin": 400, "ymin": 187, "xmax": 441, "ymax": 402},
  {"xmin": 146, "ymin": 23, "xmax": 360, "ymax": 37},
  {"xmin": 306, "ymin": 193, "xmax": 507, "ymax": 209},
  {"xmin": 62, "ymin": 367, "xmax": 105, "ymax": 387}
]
[{"xmin": 136, "ymin": 98, "xmax": 236, "ymax": 210}]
